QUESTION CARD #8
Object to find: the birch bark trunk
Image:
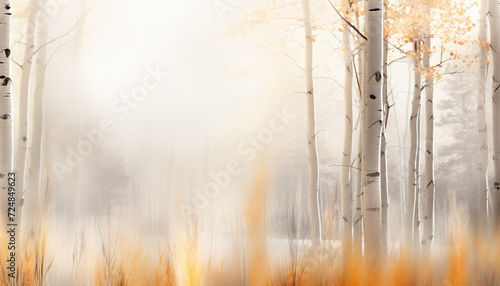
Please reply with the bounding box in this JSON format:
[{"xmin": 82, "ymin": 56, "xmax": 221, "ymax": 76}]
[
  {"xmin": 380, "ymin": 32, "xmax": 388, "ymax": 257},
  {"xmin": 353, "ymin": 12, "xmax": 365, "ymax": 253},
  {"xmin": 363, "ymin": 0, "xmax": 383, "ymax": 261},
  {"xmin": 476, "ymin": 0, "xmax": 489, "ymax": 233},
  {"xmin": 341, "ymin": 17, "xmax": 353, "ymax": 242},
  {"xmin": 302, "ymin": 0, "xmax": 321, "ymax": 244},
  {"xmin": 406, "ymin": 41, "xmax": 421, "ymax": 249},
  {"xmin": 27, "ymin": 0, "xmax": 47, "ymax": 228},
  {"xmin": 16, "ymin": 0, "xmax": 40, "ymax": 248},
  {"xmin": 488, "ymin": 0, "xmax": 500, "ymax": 230},
  {"xmin": 422, "ymin": 4, "xmax": 435, "ymax": 254},
  {"xmin": 414, "ymin": 112, "xmax": 420, "ymax": 255},
  {"xmin": 353, "ymin": 43, "xmax": 365, "ymax": 254},
  {"xmin": 0, "ymin": 1, "xmax": 12, "ymax": 216},
  {"xmin": 0, "ymin": 0, "xmax": 13, "ymax": 276}
]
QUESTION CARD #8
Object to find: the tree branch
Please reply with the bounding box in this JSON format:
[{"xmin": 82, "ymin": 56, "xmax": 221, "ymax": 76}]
[
  {"xmin": 28, "ymin": 0, "xmax": 94, "ymax": 63},
  {"xmin": 278, "ymin": 53, "xmax": 304, "ymax": 71},
  {"xmin": 329, "ymin": 164, "xmax": 362, "ymax": 171},
  {"xmin": 327, "ymin": 0, "xmax": 367, "ymax": 41}
]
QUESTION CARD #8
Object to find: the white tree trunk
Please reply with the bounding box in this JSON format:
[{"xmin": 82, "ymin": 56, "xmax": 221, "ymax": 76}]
[
  {"xmin": 380, "ymin": 35, "xmax": 388, "ymax": 256},
  {"xmin": 0, "ymin": 0, "xmax": 14, "ymax": 275},
  {"xmin": 302, "ymin": 0, "xmax": 321, "ymax": 244},
  {"xmin": 26, "ymin": 1, "xmax": 47, "ymax": 229},
  {"xmin": 422, "ymin": 5, "xmax": 435, "ymax": 255},
  {"xmin": 414, "ymin": 111, "xmax": 421, "ymax": 255},
  {"xmin": 477, "ymin": 0, "xmax": 490, "ymax": 233},
  {"xmin": 406, "ymin": 42, "xmax": 421, "ymax": 249},
  {"xmin": 391, "ymin": 64, "xmax": 408, "ymax": 241},
  {"xmin": 353, "ymin": 40, "xmax": 365, "ymax": 253},
  {"xmin": 489, "ymin": 0, "xmax": 500, "ymax": 231},
  {"xmin": 362, "ymin": 0, "xmax": 383, "ymax": 260},
  {"xmin": 15, "ymin": 0, "xmax": 40, "ymax": 249},
  {"xmin": 341, "ymin": 19, "xmax": 353, "ymax": 242},
  {"xmin": 354, "ymin": 135, "xmax": 363, "ymax": 252}
]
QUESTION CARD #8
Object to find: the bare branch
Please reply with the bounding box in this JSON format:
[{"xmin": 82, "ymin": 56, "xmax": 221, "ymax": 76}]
[
  {"xmin": 28, "ymin": 0, "xmax": 94, "ymax": 62},
  {"xmin": 329, "ymin": 164, "xmax": 362, "ymax": 171},
  {"xmin": 352, "ymin": 53, "xmax": 363, "ymax": 100},
  {"xmin": 326, "ymin": 0, "xmax": 367, "ymax": 41},
  {"xmin": 315, "ymin": 76, "xmax": 344, "ymax": 90},
  {"xmin": 277, "ymin": 53, "xmax": 304, "ymax": 71},
  {"xmin": 388, "ymin": 56, "xmax": 407, "ymax": 66}
]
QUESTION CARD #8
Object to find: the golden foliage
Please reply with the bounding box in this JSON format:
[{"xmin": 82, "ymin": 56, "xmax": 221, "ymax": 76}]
[{"xmin": 387, "ymin": 0, "xmax": 476, "ymax": 80}]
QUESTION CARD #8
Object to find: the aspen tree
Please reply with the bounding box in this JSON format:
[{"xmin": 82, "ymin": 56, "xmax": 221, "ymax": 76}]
[
  {"xmin": 302, "ymin": 0, "xmax": 321, "ymax": 244},
  {"xmin": 27, "ymin": 0, "xmax": 47, "ymax": 227},
  {"xmin": 386, "ymin": 0, "xmax": 474, "ymax": 248},
  {"xmin": 489, "ymin": 0, "xmax": 500, "ymax": 230},
  {"xmin": 16, "ymin": 0, "xmax": 40, "ymax": 248},
  {"xmin": 353, "ymin": 45, "xmax": 364, "ymax": 254},
  {"xmin": 362, "ymin": 0, "xmax": 383, "ymax": 260},
  {"xmin": 353, "ymin": 11, "xmax": 365, "ymax": 254},
  {"xmin": 414, "ymin": 107, "xmax": 420, "ymax": 254},
  {"xmin": 422, "ymin": 4, "xmax": 435, "ymax": 255},
  {"xmin": 0, "ymin": 2, "xmax": 12, "ymax": 213},
  {"xmin": 0, "ymin": 0, "xmax": 13, "ymax": 276},
  {"xmin": 341, "ymin": 1, "xmax": 354, "ymax": 242},
  {"xmin": 406, "ymin": 41, "xmax": 421, "ymax": 249},
  {"xmin": 477, "ymin": 0, "xmax": 489, "ymax": 233},
  {"xmin": 380, "ymin": 4, "xmax": 389, "ymax": 256}
]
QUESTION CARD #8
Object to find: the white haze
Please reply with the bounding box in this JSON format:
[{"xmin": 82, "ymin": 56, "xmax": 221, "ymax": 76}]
[{"xmin": 10, "ymin": 0, "xmax": 485, "ymax": 282}]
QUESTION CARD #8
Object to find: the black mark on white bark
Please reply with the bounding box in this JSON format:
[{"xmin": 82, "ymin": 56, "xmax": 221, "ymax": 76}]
[{"xmin": 1, "ymin": 49, "xmax": 10, "ymax": 58}]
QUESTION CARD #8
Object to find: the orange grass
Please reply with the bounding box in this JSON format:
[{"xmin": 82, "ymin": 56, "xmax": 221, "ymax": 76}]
[
  {"xmin": 4, "ymin": 174, "xmax": 500, "ymax": 286},
  {"xmin": 93, "ymin": 239, "xmax": 163, "ymax": 286},
  {"xmin": 386, "ymin": 250, "xmax": 413, "ymax": 286},
  {"xmin": 446, "ymin": 237, "xmax": 467, "ymax": 286},
  {"xmin": 172, "ymin": 236, "xmax": 202, "ymax": 286},
  {"xmin": 244, "ymin": 160, "xmax": 271, "ymax": 286},
  {"xmin": 2, "ymin": 220, "xmax": 497, "ymax": 286}
]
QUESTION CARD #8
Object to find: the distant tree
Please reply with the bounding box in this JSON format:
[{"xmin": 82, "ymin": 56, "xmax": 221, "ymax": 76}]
[
  {"xmin": 26, "ymin": 0, "xmax": 47, "ymax": 231},
  {"xmin": 386, "ymin": 0, "xmax": 475, "ymax": 253},
  {"xmin": 16, "ymin": 0, "xmax": 41, "ymax": 251},
  {"xmin": 436, "ymin": 71, "xmax": 478, "ymax": 226},
  {"xmin": 352, "ymin": 5, "xmax": 365, "ymax": 254},
  {"xmin": 302, "ymin": 0, "xmax": 322, "ymax": 245},
  {"xmin": 86, "ymin": 147, "xmax": 129, "ymax": 217},
  {"xmin": 340, "ymin": 0, "xmax": 354, "ymax": 244}
]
